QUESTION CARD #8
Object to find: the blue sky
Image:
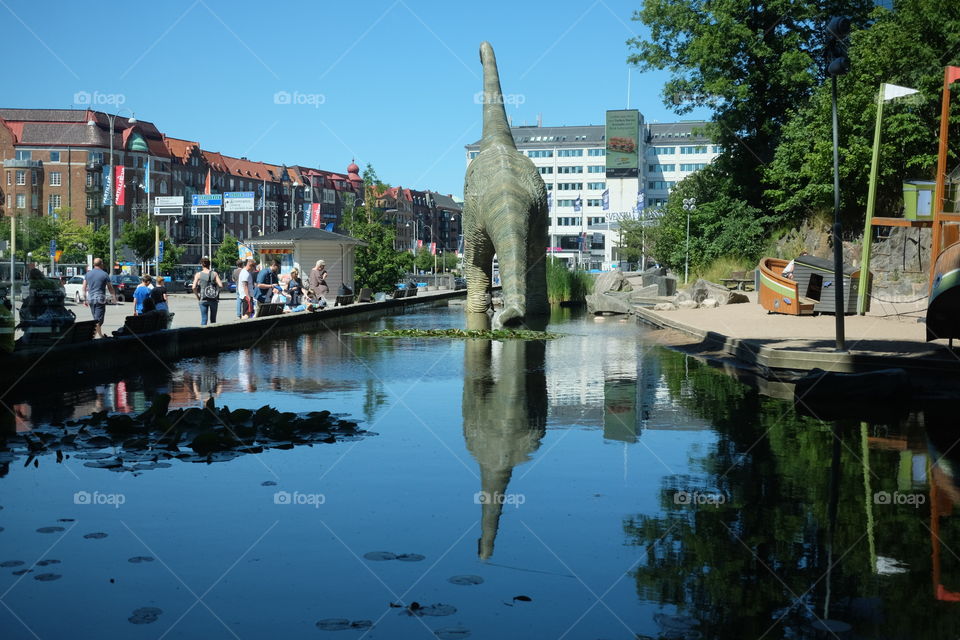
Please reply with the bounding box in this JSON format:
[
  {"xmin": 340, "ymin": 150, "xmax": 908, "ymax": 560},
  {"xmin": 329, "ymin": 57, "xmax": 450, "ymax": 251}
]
[{"xmin": 2, "ymin": 0, "xmax": 710, "ymax": 197}]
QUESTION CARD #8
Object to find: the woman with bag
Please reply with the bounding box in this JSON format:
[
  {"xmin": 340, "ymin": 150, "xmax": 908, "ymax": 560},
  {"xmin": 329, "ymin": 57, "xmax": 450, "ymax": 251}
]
[{"xmin": 192, "ymin": 257, "xmax": 224, "ymax": 326}]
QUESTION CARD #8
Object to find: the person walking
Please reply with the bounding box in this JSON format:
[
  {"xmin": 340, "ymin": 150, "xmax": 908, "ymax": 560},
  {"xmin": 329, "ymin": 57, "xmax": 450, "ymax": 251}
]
[
  {"xmin": 232, "ymin": 259, "xmax": 246, "ymax": 318},
  {"xmin": 309, "ymin": 260, "xmax": 329, "ymax": 297},
  {"xmin": 238, "ymin": 258, "xmax": 256, "ymax": 319},
  {"xmin": 192, "ymin": 257, "xmax": 224, "ymax": 326},
  {"xmin": 149, "ymin": 277, "xmax": 169, "ymax": 313},
  {"xmin": 132, "ymin": 275, "xmax": 155, "ymax": 316},
  {"xmin": 255, "ymin": 259, "xmax": 281, "ymax": 306},
  {"xmin": 80, "ymin": 258, "xmax": 116, "ymax": 339}
]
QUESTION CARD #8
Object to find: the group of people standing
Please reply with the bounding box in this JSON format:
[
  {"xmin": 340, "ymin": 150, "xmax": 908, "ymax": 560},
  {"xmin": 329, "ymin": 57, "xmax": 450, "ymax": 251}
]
[{"xmin": 197, "ymin": 257, "xmax": 331, "ymax": 323}]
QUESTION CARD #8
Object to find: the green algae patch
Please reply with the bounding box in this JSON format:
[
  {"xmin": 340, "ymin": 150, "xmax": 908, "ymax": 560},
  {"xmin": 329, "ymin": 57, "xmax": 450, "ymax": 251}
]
[{"xmin": 348, "ymin": 328, "xmax": 561, "ymax": 340}]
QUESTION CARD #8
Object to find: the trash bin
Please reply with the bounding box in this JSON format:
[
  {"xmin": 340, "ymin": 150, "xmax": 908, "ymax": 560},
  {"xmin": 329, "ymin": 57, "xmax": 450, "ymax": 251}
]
[{"xmin": 903, "ymin": 180, "xmax": 935, "ymax": 220}]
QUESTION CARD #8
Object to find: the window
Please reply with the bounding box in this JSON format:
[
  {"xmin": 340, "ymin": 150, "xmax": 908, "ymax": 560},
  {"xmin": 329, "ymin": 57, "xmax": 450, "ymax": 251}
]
[
  {"xmin": 556, "ymin": 216, "xmax": 582, "ymax": 226},
  {"xmin": 587, "ymin": 149, "xmax": 605, "ymax": 156},
  {"xmin": 680, "ymin": 163, "xmax": 708, "ymax": 171},
  {"xmin": 648, "ymin": 164, "xmax": 674, "ymax": 172},
  {"xmin": 587, "ymin": 199, "xmax": 603, "ymax": 207},
  {"xmin": 86, "ymin": 196, "xmax": 94, "ymax": 210},
  {"xmin": 712, "ymin": 146, "xmax": 723, "ymax": 153},
  {"xmin": 469, "ymin": 151, "xmax": 479, "ymax": 159},
  {"xmin": 557, "ymin": 200, "xmax": 577, "ymax": 208},
  {"xmin": 5, "ymin": 171, "xmax": 9, "ymax": 185},
  {"xmin": 587, "ymin": 182, "xmax": 605, "ymax": 190},
  {"xmin": 50, "ymin": 172, "xmax": 62, "ymax": 186},
  {"xmin": 31, "ymin": 193, "xmax": 38, "ymax": 208},
  {"xmin": 528, "ymin": 150, "xmax": 553, "ymax": 158},
  {"xmin": 649, "ymin": 198, "xmax": 667, "ymax": 208},
  {"xmin": 15, "ymin": 171, "xmax": 25, "ymax": 185},
  {"xmin": 589, "ymin": 216, "xmax": 606, "ymax": 224},
  {"xmin": 651, "ymin": 147, "xmax": 674, "ymax": 155},
  {"xmin": 32, "ymin": 171, "xmax": 38, "ymax": 186},
  {"xmin": 86, "ymin": 173, "xmax": 94, "ymax": 187},
  {"xmin": 680, "ymin": 146, "xmax": 708, "ymax": 154},
  {"xmin": 15, "ymin": 150, "xmax": 31, "ymax": 161},
  {"xmin": 16, "ymin": 194, "xmax": 25, "ymax": 208},
  {"xmin": 538, "ymin": 167, "xmax": 553, "ymax": 174},
  {"xmin": 88, "ymin": 151, "xmax": 104, "ymax": 163},
  {"xmin": 48, "ymin": 194, "xmax": 61, "ymax": 214},
  {"xmin": 49, "ymin": 151, "xmax": 60, "ymax": 162},
  {"xmin": 587, "ymin": 166, "xmax": 604, "ymax": 173},
  {"xmin": 647, "ymin": 181, "xmax": 675, "ymax": 190},
  {"xmin": 557, "ymin": 166, "xmax": 583, "ymax": 174},
  {"xmin": 557, "ymin": 182, "xmax": 582, "ymax": 191},
  {"xmin": 557, "ymin": 149, "xmax": 583, "ymax": 157},
  {"xmin": 544, "ymin": 183, "xmax": 553, "ymax": 190}
]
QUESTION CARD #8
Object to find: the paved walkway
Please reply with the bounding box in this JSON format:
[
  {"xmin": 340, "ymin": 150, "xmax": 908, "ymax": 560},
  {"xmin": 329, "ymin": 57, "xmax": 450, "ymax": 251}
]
[{"xmin": 635, "ymin": 291, "xmax": 960, "ymax": 374}]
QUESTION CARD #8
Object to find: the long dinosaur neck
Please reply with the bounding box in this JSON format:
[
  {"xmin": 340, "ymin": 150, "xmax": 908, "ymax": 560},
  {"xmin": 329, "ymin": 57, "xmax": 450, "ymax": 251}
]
[{"xmin": 480, "ymin": 41, "xmax": 515, "ymax": 151}]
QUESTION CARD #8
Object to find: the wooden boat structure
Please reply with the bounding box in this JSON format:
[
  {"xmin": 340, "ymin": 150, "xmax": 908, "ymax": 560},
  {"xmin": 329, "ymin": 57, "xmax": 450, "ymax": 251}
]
[{"xmin": 757, "ymin": 256, "xmax": 862, "ymax": 316}]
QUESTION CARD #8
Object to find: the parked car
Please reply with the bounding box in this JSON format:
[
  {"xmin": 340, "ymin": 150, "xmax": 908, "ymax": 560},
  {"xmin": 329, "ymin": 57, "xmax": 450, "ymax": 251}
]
[
  {"xmin": 453, "ymin": 277, "xmax": 467, "ymax": 290},
  {"xmin": 63, "ymin": 275, "xmax": 85, "ymax": 303},
  {"xmin": 109, "ymin": 274, "xmax": 141, "ymax": 303}
]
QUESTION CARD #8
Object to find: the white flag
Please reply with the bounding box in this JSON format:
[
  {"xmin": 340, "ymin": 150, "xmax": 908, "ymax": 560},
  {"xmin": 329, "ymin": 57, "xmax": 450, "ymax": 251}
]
[{"xmin": 882, "ymin": 83, "xmax": 919, "ymax": 101}]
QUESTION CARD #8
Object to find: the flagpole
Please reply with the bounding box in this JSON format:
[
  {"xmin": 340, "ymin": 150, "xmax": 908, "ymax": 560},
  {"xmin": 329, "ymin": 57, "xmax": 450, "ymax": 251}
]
[{"xmin": 857, "ymin": 84, "xmax": 886, "ymax": 315}]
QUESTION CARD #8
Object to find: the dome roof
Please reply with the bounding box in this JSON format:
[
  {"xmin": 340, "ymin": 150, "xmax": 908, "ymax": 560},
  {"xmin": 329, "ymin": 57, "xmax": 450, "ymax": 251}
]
[{"xmin": 347, "ymin": 161, "xmax": 360, "ymax": 175}]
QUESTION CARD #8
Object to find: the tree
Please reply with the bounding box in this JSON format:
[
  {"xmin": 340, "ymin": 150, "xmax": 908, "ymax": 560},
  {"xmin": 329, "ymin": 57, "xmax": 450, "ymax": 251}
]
[
  {"xmin": 414, "ymin": 247, "xmax": 434, "ymax": 273},
  {"xmin": 214, "ymin": 234, "xmax": 240, "ymax": 274},
  {"xmin": 628, "ymin": 0, "xmax": 875, "ymax": 207},
  {"xmin": 362, "ymin": 163, "xmax": 389, "ymax": 191},
  {"xmin": 119, "ymin": 217, "xmax": 160, "ymax": 263},
  {"xmin": 343, "ymin": 188, "xmax": 407, "ymax": 292},
  {"xmin": 159, "ymin": 241, "xmax": 185, "ymax": 275},
  {"xmin": 765, "ymin": 1, "xmax": 960, "ymax": 229}
]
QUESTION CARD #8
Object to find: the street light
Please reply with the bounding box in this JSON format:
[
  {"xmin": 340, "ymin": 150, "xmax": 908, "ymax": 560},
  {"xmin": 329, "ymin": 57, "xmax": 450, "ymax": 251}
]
[
  {"xmin": 280, "ymin": 167, "xmax": 291, "ymax": 231},
  {"xmin": 682, "ymin": 198, "xmax": 696, "ymax": 284},
  {"xmin": 88, "ymin": 110, "xmax": 136, "ymax": 273},
  {"xmin": 826, "ymin": 16, "xmax": 851, "ymax": 352}
]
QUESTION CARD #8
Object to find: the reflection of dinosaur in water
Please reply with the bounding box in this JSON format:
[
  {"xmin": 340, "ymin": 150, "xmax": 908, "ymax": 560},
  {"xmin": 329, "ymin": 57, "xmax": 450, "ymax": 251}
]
[{"xmin": 462, "ymin": 313, "xmax": 547, "ymax": 560}]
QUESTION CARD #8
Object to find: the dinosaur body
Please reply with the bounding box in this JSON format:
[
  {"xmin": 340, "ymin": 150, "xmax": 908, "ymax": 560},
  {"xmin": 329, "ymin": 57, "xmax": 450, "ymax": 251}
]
[{"xmin": 463, "ymin": 42, "xmax": 549, "ymax": 326}]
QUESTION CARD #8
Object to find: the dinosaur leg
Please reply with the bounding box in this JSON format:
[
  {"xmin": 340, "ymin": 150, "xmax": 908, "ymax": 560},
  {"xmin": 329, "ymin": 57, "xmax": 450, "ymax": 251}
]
[
  {"xmin": 465, "ymin": 227, "xmax": 493, "ymax": 314},
  {"xmin": 492, "ymin": 227, "xmax": 529, "ymax": 327}
]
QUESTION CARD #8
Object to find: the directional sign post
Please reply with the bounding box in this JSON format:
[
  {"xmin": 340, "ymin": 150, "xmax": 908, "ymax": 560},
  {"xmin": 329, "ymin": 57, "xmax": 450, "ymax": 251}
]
[
  {"xmin": 153, "ymin": 196, "xmax": 184, "ymax": 216},
  {"xmin": 224, "ymin": 191, "xmax": 255, "ymax": 212}
]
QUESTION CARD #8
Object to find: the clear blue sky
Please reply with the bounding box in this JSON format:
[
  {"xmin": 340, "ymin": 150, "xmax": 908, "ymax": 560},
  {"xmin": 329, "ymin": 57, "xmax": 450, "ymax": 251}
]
[{"xmin": 2, "ymin": 0, "xmax": 710, "ymax": 198}]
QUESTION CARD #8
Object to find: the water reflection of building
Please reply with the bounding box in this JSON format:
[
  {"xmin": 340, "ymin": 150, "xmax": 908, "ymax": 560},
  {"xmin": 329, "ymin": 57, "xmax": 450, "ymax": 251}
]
[{"xmin": 463, "ymin": 316, "xmax": 548, "ymax": 560}]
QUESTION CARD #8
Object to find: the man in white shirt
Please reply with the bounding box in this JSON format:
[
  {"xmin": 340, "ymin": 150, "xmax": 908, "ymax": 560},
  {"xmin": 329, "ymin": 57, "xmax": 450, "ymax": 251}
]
[{"xmin": 238, "ymin": 259, "xmax": 256, "ymax": 318}]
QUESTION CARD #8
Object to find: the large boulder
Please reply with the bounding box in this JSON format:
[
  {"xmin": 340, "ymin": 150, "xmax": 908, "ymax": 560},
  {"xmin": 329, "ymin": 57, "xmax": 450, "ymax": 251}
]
[
  {"xmin": 592, "ymin": 269, "xmax": 633, "ymax": 295},
  {"xmin": 586, "ymin": 291, "xmax": 634, "ymax": 315},
  {"xmin": 676, "ymin": 278, "xmax": 748, "ymax": 306}
]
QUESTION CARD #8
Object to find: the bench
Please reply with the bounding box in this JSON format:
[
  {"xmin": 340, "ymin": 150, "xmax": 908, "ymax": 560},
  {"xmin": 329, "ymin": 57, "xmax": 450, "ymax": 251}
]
[
  {"xmin": 254, "ymin": 302, "xmax": 285, "ymax": 318},
  {"xmin": 335, "ymin": 295, "xmax": 354, "ymax": 307},
  {"xmin": 63, "ymin": 320, "xmax": 98, "ymax": 344},
  {"xmin": 721, "ymin": 271, "xmax": 755, "ymax": 291},
  {"xmin": 358, "ymin": 288, "xmax": 373, "ymax": 303},
  {"xmin": 112, "ymin": 311, "xmax": 167, "ymax": 338},
  {"xmin": 391, "ymin": 288, "xmax": 405, "ymax": 300}
]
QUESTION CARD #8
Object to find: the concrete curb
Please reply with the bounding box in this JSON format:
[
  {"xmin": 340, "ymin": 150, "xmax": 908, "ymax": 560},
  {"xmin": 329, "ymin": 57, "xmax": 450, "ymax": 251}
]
[
  {"xmin": 3, "ymin": 290, "xmax": 467, "ymax": 391},
  {"xmin": 635, "ymin": 306, "xmax": 960, "ymax": 375}
]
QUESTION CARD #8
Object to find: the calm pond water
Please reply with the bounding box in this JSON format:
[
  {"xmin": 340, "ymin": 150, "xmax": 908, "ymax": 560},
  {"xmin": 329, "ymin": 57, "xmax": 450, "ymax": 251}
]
[{"xmin": 1, "ymin": 301, "xmax": 958, "ymax": 639}]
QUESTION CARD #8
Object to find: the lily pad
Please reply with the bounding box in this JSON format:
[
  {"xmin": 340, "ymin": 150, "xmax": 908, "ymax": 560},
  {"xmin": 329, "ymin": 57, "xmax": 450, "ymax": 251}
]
[
  {"xmin": 395, "ymin": 553, "xmax": 425, "ymax": 562},
  {"xmin": 83, "ymin": 532, "xmax": 108, "ymax": 539},
  {"xmin": 36, "ymin": 526, "xmax": 65, "ymax": 534},
  {"xmin": 36, "ymin": 559, "xmax": 60, "ymax": 566},
  {"xmin": 404, "ymin": 603, "xmax": 457, "ymax": 617},
  {"xmin": 0, "ymin": 560, "xmax": 24, "ymax": 568},
  {"xmin": 128, "ymin": 607, "xmax": 162, "ymax": 624},
  {"xmin": 448, "ymin": 575, "xmax": 484, "ymax": 586},
  {"xmin": 128, "ymin": 556, "xmax": 154, "ymax": 564},
  {"xmin": 34, "ymin": 573, "xmax": 62, "ymax": 581},
  {"xmin": 363, "ymin": 551, "xmax": 397, "ymax": 561},
  {"xmin": 12, "ymin": 569, "xmax": 32, "ymax": 576},
  {"xmin": 435, "ymin": 627, "xmax": 472, "ymax": 639},
  {"xmin": 315, "ymin": 619, "xmax": 352, "ymax": 631}
]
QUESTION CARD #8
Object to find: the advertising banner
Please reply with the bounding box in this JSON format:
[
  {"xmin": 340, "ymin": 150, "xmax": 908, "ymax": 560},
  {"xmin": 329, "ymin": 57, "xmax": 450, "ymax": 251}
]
[
  {"xmin": 115, "ymin": 166, "xmax": 125, "ymax": 206},
  {"xmin": 102, "ymin": 165, "xmax": 111, "ymax": 205},
  {"xmin": 605, "ymin": 109, "xmax": 639, "ymax": 178},
  {"xmin": 310, "ymin": 203, "xmax": 321, "ymax": 228}
]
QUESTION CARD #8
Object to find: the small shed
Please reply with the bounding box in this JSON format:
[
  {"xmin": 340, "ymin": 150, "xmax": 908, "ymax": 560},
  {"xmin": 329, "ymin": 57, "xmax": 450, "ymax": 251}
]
[
  {"xmin": 246, "ymin": 228, "xmax": 366, "ymax": 295},
  {"xmin": 792, "ymin": 254, "xmax": 863, "ymax": 315}
]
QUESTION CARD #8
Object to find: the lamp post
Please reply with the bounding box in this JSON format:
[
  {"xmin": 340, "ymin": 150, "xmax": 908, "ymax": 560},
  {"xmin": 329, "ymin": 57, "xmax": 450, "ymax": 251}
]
[
  {"xmin": 682, "ymin": 198, "xmax": 696, "ymax": 284},
  {"xmin": 280, "ymin": 167, "xmax": 291, "ymax": 231},
  {"xmin": 88, "ymin": 110, "xmax": 136, "ymax": 273}
]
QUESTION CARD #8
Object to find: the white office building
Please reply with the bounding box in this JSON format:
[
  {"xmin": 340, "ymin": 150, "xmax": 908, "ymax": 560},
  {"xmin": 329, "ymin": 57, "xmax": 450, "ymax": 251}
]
[{"xmin": 465, "ymin": 117, "xmax": 719, "ymax": 270}]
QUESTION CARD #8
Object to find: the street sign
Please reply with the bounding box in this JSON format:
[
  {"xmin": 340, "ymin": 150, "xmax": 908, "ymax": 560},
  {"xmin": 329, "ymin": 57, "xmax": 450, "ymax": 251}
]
[
  {"xmin": 49, "ymin": 239, "xmax": 56, "ymax": 258},
  {"xmin": 192, "ymin": 194, "xmax": 223, "ymax": 207},
  {"xmin": 191, "ymin": 205, "xmax": 222, "ymax": 216},
  {"xmin": 224, "ymin": 191, "xmax": 255, "ymax": 212},
  {"xmin": 158, "ymin": 241, "xmax": 164, "ymax": 262},
  {"xmin": 153, "ymin": 206, "xmax": 183, "ymax": 216},
  {"xmin": 154, "ymin": 196, "xmax": 184, "ymax": 207}
]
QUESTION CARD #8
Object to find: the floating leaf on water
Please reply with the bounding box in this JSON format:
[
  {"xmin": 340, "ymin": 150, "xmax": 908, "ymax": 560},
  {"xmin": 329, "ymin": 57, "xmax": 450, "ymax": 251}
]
[
  {"xmin": 83, "ymin": 460, "xmax": 122, "ymax": 469},
  {"xmin": 57, "ymin": 518, "xmax": 75, "ymax": 522},
  {"xmin": 0, "ymin": 560, "xmax": 24, "ymax": 568},
  {"xmin": 34, "ymin": 573, "xmax": 61, "ymax": 581},
  {"xmin": 128, "ymin": 607, "xmax": 162, "ymax": 624},
  {"xmin": 512, "ymin": 595, "xmax": 532, "ymax": 602},
  {"xmin": 350, "ymin": 621, "xmax": 373, "ymax": 629},
  {"xmin": 261, "ymin": 481, "xmax": 277, "ymax": 486},
  {"xmin": 128, "ymin": 556, "xmax": 154, "ymax": 564},
  {"xmin": 12, "ymin": 569, "xmax": 32, "ymax": 576},
  {"xmin": 403, "ymin": 603, "xmax": 457, "ymax": 617},
  {"xmin": 363, "ymin": 551, "xmax": 397, "ymax": 561},
  {"xmin": 395, "ymin": 553, "xmax": 425, "ymax": 562},
  {"xmin": 36, "ymin": 559, "xmax": 60, "ymax": 566},
  {"xmin": 83, "ymin": 532, "xmax": 108, "ymax": 539},
  {"xmin": 434, "ymin": 626, "xmax": 472, "ymax": 639},
  {"xmin": 36, "ymin": 526, "xmax": 65, "ymax": 534},
  {"xmin": 448, "ymin": 575, "xmax": 484, "ymax": 586}
]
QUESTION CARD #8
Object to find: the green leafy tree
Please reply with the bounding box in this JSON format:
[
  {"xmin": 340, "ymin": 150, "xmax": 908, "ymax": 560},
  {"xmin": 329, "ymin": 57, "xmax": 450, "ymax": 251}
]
[
  {"xmin": 159, "ymin": 241, "xmax": 185, "ymax": 275},
  {"xmin": 119, "ymin": 217, "xmax": 160, "ymax": 262},
  {"xmin": 413, "ymin": 247, "xmax": 434, "ymax": 273},
  {"xmin": 765, "ymin": 1, "xmax": 960, "ymax": 228},
  {"xmin": 343, "ymin": 191, "xmax": 407, "ymax": 292},
  {"xmin": 214, "ymin": 233, "xmax": 240, "ymax": 274},
  {"xmin": 628, "ymin": 0, "xmax": 875, "ymax": 207}
]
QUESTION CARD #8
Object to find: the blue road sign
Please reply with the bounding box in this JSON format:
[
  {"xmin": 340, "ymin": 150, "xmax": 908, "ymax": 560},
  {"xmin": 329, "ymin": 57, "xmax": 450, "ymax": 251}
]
[
  {"xmin": 49, "ymin": 239, "xmax": 56, "ymax": 257},
  {"xmin": 192, "ymin": 194, "xmax": 223, "ymax": 207},
  {"xmin": 158, "ymin": 241, "xmax": 164, "ymax": 262}
]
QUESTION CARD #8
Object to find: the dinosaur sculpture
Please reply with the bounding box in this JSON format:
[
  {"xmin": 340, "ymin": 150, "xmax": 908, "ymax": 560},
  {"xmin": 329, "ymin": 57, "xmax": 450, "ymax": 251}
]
[
  {"xmin": 463, "ymin": 42, "xmax": 549, "ymax": 327},
  {"xmin": 462, "ymin": 313, "xmax": 547, "ymax": 559}
]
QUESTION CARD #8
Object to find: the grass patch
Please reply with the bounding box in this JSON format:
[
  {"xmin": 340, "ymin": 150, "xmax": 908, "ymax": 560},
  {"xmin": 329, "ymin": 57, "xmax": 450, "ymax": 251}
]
[
  {"xmin": 547, "ymin": 258, "xmax": 595, "ymax": 304},
  {"xmin": 348, "ymin": 328, "xmax": 562, "ymax": 340},
  {"xmin": 695, "ymin": 255, "xmax": 757, "ymax": 284}
]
